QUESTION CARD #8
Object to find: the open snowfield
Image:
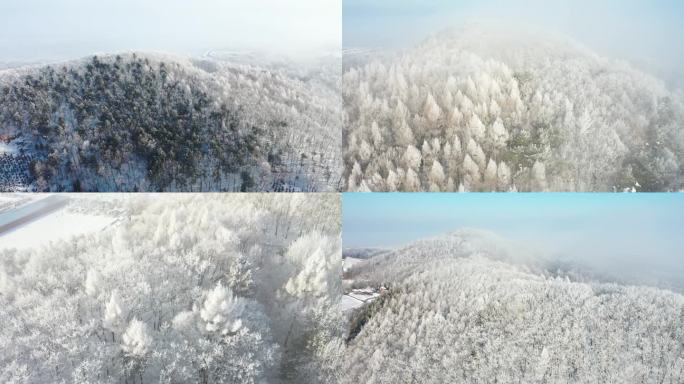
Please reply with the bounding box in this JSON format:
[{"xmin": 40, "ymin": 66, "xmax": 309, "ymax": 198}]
[
  {"xmin": 0, "ymin": 202, "xmax": 117, "ymax": 251},
  {"xmin": 341, "ymin": 256, "xmax": 383, "ymax": 313},
  {"xmin": 340, "ymin": 294, "xmax": 364, "ymax": 312},
  {"xmin": 0, "ymin": 194, "xmax": 40, "ymax": 213},
  {"xmin": 343, "ymin": 257, "xmax": 363, "ymax": 270}
]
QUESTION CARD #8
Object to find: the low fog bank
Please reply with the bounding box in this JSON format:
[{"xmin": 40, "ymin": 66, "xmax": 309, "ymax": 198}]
[
  {"xmin": 343, "ymin": 194, "xmax": 684, "ymax": 293},
  {"xmin": 344, "ymin": 0, "xmax": 684, "ymax": 90},
  {"xmin": 356, "ymin": 225, "xmax": 684, "ymax": 293},
  {"xmin": 501, "ymin": 227, "xmax": 684, "ymax": 293}
]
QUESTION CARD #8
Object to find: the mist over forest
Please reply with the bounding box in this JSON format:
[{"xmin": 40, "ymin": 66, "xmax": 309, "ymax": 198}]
[
  {"xmin": 343, "ymin": 193, "xmax": 684, "ymax": 292},
  {"xmin": 343, "ymin": 1, "xmax": 684, "ymax": 192},
  {"xmin": 343, "ymin": 0, "xmax": 684, "ymax": 89},
  {"xmin": 341, "ymin": 193, "xmax": 684, "ymax": 383}
]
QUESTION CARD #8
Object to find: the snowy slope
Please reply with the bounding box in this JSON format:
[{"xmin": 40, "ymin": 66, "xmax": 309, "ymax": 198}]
[
  {"xmin": 342, "ymin": 247, "xmax": 390, "ymax": 260},
  {"xmin": 0, "ymin": 52, "xmax": 341, "ymax": 192},
  {"xmin": 339, "ymin": 230, "xmax": 684, "ymax": 383}
]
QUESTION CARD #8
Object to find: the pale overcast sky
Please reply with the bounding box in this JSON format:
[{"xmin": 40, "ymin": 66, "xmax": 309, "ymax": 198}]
[{"xmin": 0, "ymin": 0, "xmax": 341, "ymax": 61}]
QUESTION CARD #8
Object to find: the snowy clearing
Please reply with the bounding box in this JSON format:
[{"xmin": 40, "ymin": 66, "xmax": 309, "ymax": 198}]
[
  {"xmin": 0, "ymin": 197, "xmax": 117, "ymax": 250},
  {"xmin": 341, "ymin": 295, "xmax": 365, "ymax": 312},
  {"xmin": 343, "ymin": 257, "xmax": 364, "ymax": 271}
]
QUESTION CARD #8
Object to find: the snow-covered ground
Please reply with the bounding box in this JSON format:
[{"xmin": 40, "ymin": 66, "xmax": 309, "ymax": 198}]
[
  {"xmin": 0, "ymin": 196, "xmax": 118, "ymax": 250},
  {"xmin": 0, "ymin": 194, "xmax": 40, "ymax": 213},
  {"xmin": 343, "ymin": 257, "xmax": 364, "ymax": 271},
  {"xmin": 341, "ymin": 288, "xmax": 382, "ymax": 313},
  {"xmin": 341, "ymin": 256, "xmax": 382, "ymax": 313},
  {"xmin": 0, "ymin": 142, "xmax": 18, "ymax": 154},
  {"xmin": 341, "ymin": 294, "xmax": 365, "ymax": 312}
]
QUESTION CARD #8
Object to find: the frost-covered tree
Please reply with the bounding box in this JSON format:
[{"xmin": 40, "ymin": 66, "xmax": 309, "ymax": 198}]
[
  {"xmin": 228, "ymin": 253, "xmax": 255, "ymax": 297},
  {"xmin": 1, "ymin": 53, "xmax": 343, "ymax": 192},
  {"xmin": 84, "ymin": 268, "xmax": 103, "ymax": 297},
  {"xmin": 343, "ymin": 25, "xmax": 684, "ymax": 191},
  {"xmin": 122, "ymin": 319, "xmax": 153, "ymax": 357},
  {"xmin": 0, "ymin": 194, "xmax": 342, "ymax": 383},
  {"xmin": 104, "ymin": 291, "xmax": 127, "ymax": 337},
  {"xmin": 283, "ymin": 233, "xmax": 341, "ymax": 300},
  {"xmin": 200, "ymin": 283, "xmax": 247, "ymax": 336},
  {"xmin": 339, "ymin": 229, "xmax": 684, "ymax": 383}
]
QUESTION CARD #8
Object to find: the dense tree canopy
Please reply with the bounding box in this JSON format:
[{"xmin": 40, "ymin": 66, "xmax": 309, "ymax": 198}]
[
  {"xmin": 344, "ymin": 26, "xmax": 684, "ymax": 191},
  {"xmin": 0, "ymin": 53, "xmax": 342, "ymax": 192},
  {"xmin": 0, "ymin": 194, "xmax": 344, "ymax": 383},
  {"xmin": 340, "ymin": 229, "xmax": 684, "ymax": 383}
]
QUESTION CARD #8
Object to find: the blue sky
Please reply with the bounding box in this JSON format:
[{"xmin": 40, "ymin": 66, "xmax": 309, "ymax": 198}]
[
  {"xmin": 344, "ymin": 0, "xmax": 684, "ymax": 87},
  {"xmin": 343, "ymin": 193, "xmax": 684, "ymax": 287},
  {"xmin": 0, "ymin": 0, "xmax": 340, "ymax": 62},
  {"xmin": 343, "ymin": 193, "xmax": 684, "ymax": 247}
]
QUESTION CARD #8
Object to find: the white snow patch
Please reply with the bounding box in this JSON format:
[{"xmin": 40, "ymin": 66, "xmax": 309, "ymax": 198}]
[
  {"xmin": 341, "ymin": 295, "xmax": 365, "ymax": 312},
  {"xmin": 0, "ymin": 195, "xmax": 24, "ymax": 204},
  {"xmin": 348, "ymin": 289, "xmax": 380, "ymax": 303},
  {"xmin": 341, "ymin": 287, "xmax": 383, "ymax": 313},
  {"xmin": 343, "ymin": 257, "xmax": 365, "ymax": 275},
  {"xmin": 0, "ymin": 207, "xmax": 116, "ymax": 251},
  {"xmin": 0, "ymin": 194, "xmax": 42, "ymax": 213},
  {"xmin": 343, "ymin": 257, "xmax": 364, "ymax": 270},
  {"xmin": 0, "ymin": 142, "xmax": 18, "ymax": 154}
]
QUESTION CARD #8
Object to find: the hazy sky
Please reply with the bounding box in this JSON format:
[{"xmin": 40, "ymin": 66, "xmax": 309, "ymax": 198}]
[
  {"xmin": 0, "ymin": 0, "xmax": 340, "ymax": 62},
  {"xmin": 344, "ymin": 193, "xmax": 684, "ymax": 288},
  {"xmin": 344, "ymin": 0, "xmax": 684, "ymax": 88}
]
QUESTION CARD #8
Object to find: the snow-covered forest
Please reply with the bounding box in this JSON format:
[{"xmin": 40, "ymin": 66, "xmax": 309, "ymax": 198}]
[
  {"xmin": 0, "ymin": 52, "xmax": 341, "ymax": 192},
  {"xmin": 339, "ymin": 229, "xmax": 684, "ymax": 383},
  {"xmin": 0, "ymin": 194, "xmax": 344, "ymax": 383},
  {"xmin": 344, "ymin": 25, "xmax": 684, "ymax": 191}
]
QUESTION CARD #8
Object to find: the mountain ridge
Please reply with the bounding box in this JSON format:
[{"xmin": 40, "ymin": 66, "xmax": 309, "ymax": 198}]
[
  {"xmin": 1, "ymin": 52, "xmax": 341, "ymax": 192},
  {"xmin": 340, "ymin": 228, "xmax": 684, "ymax": 383}
]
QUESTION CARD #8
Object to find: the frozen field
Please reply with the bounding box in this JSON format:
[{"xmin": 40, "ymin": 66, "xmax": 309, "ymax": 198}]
[{"xmin": 0, "ymin": 195, "xmax": 118, "ymax": 250}]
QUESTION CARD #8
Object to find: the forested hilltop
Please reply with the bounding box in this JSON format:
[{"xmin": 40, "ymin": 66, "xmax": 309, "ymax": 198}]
[
  {"xmin": 344, "ymin": 25, "xmax": 684, "ymax": 191},
  {"xmin": 339, "ymin": 230, "xmax": 684, "ymax": 383},
  {"xmin": 0, "ymin": 53, "xmax": 341, "ymax": 192}
]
